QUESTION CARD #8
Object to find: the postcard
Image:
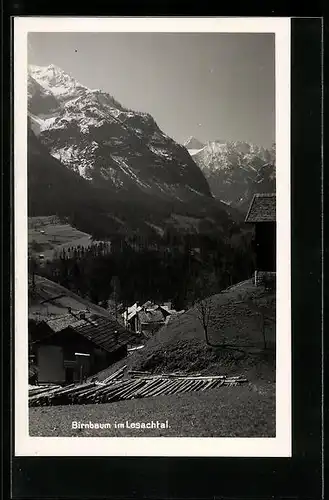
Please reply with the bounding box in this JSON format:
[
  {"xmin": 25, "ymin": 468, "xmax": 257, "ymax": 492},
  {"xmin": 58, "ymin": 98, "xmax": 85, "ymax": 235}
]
[{"xmin": 14, "ymin": 16, "xmax": 291, "ymax": 457}]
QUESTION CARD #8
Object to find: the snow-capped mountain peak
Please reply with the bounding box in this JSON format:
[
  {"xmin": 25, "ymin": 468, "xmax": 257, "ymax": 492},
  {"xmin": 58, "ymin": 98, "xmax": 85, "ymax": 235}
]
[
  {"xmin": 191, "ymin": 139, "xmax": 276, "ymax": 209},
  {"xmin": 27, "ymin": 63, "xmax": 211, "ymax": 200}
]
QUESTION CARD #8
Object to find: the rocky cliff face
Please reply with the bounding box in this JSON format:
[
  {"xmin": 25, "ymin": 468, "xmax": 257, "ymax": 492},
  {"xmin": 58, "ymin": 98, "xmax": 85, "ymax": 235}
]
[{"xmin": 28, "ymin": 64, "xmax": 211, "ymax": 202}]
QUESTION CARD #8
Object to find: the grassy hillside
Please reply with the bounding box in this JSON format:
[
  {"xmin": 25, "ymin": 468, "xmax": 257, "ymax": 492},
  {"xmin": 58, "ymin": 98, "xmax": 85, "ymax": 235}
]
[{"xmin": 96, "ymin": 279, "xmax": 276, "ymax": 383}]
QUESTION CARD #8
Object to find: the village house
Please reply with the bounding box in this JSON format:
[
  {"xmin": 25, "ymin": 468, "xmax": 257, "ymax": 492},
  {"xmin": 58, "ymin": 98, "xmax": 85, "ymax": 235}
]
[
  {"xmin": 29, "ymin": 311, "xmax": 134, "ymax": 384},
  {"xmin": 28, "ymin": 274, "xmax": 136, "ymax": 384},
  {"xmin": 122, "ymin": 300, "xmax": 178, "ymax": 337},
  {"xmin": 245, "ymin": 193, "xmax": 276, "ymax": 286}
]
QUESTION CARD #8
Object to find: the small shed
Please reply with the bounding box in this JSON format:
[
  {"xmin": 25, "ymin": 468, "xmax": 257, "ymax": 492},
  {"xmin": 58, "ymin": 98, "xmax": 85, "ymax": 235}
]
[{"xmin": 245, "ymin": 193, "xmax": 276, "ymax": 273}]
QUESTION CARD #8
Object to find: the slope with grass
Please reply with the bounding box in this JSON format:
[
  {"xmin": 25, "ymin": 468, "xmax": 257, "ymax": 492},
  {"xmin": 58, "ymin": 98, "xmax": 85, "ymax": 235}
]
[{"xmin": 95, "ymin": 279, "xmax": 276, "ymax": 384}]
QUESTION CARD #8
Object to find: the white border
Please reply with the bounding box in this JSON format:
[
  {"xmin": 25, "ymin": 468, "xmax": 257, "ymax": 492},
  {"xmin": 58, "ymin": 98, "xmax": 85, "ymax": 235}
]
[{"xmin": 14, "ymin": 17, "xmax": 291, "ymax": 457}]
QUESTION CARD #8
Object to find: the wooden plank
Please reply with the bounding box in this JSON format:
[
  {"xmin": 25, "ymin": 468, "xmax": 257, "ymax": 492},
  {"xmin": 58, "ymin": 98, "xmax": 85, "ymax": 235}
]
[
  {"xmin": 149, "ymin": 380, "xmax": 175, "ymax": 397},
  {"xmin": 120, "ymin": 380, "xmax": 146, "ymax": 400},
  {"xmin": 102, "ymin": 365, "xmax": 127, "ymax": 384},
  {"xmin": 142, "ymin": 379, "xmax": 169, "ymax": 398},
  {"xmin": 29, "ymin": 384, "xmax": 62, "ymax": 395},
  {"xmin": 168, "ymin": 380, "xmax": 188, "ymax": 395},
  {"xmin": 128, "ymin": 370, "xmax": 150, "ymax": 376},
  {"xmin": 29, "ymin": 384, "xmax": 74, "ymax": 403},
  {"xmin": 176, "ymin": 379, "xmax": 198, "ymax": 394},
  {"xmin": 132, "ymin": 379, "xmax": 162, "ymax": 398},
  {"xmin": 191, "ymin": 380, "xmax": 207, "ymax": 392},
  {"xmin": 140, "ymin": 379, "xmax": 164, "ymax": 397},
  {"xmin": 124, "ymin": 382, "xmax": 148, "ymax": 400},
  {"xmin": 99, "ymin": 380, "xmax": 132, "ymax": 397},
  {"xmin": 106, "ymin": 381, "xmax": 140, "ymax": 402},
  {"xmin": 91, "ymin": 380, "xmax": 132, "ymax": 403},
  {"xmin": 129, "ymin": 375, "xmax": 227, "ymax": 382},
  {"xmin": 156, "ymin": 379, "xmax": 181, "ymax": 396},
  {"xmin": 164, "ymin": 380, "xmax": 185, "ymax": 395},
  {"xmin": 199, "ymin": 380, "xmax": 216, "ymax": 392}
]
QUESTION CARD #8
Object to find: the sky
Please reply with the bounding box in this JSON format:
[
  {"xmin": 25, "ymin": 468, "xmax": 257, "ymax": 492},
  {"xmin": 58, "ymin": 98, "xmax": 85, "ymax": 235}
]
[{"xmin": 28, "ymin": 32, "xmax": 275, "ymax": 148}]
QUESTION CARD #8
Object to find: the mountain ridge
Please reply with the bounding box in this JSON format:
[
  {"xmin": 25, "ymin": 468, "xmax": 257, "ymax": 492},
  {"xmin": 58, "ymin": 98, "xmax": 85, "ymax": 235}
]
[
  {"xmin": 28, "ymin": 64, "xmax": 212, "ymax": 202},
  {"xmin": 187, "ymin": 139, "xmax": 276, "ymax": 210},
  {"xmin": 28, "ymin": 120, "xmax": 244, "ymax": 242}
]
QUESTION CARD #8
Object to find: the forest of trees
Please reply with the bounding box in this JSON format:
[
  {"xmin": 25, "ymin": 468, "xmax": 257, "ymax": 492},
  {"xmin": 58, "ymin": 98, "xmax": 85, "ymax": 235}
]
[{"xmin": 29, "ymin": 229, "xmax": 255, "ymax": 312}]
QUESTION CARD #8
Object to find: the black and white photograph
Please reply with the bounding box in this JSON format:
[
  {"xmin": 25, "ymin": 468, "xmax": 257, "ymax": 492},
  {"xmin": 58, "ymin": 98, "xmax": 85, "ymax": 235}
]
[{"xmin": 14, "ymin": 18, "xmax": 291, "ymax": 457}]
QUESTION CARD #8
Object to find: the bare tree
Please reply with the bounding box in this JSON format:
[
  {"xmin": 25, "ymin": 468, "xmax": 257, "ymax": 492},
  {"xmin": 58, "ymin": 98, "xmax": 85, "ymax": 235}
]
[
  {"xmin": 186, "ymin": 271, "xmax": 218, "ymax": 346},
  {"xmin": 192, "ymin": 272, "xmax": 243, "ymax": 351},
  {"xmin": 194, "ymin": 294, "xmax": 247, "ymax": 352},
  {"xmin": 195, "ymin": 295, "xmax": 215, "ymax": 346},
  {"xmin": 194, "ymin": 277, "xmax": 274, "ymax": 353}
]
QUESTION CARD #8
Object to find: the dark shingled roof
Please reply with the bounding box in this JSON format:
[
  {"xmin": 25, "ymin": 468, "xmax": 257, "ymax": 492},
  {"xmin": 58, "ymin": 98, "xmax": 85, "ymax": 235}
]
[
  {"xmin": 29, "ymin": 276, "xmax": 137, "ymax": 353},
  {"xmin": 32, "ymin": 313, "xmax": 135, "ymax": 354},
  {"xmin": 245, "ymin": 193, "xmax": 276, "ymax": 223},
  {"xmin": 72, "ymin": 314, "xmax": 134, "ymax": 353}
]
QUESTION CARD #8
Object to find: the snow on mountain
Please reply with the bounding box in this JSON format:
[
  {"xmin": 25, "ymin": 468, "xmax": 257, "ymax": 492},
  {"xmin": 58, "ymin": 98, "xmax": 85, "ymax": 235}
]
[
  {"xmin": 184, "ymin": 136, "xmax": 205, "ymax": 150},
  {"xmin": 191, "ymin": 140, "xmax": 276, "ymax": 209},
  {"xmin": 27, "ymin": 64, "xmax": 211, "ymax": 201},
  {"xmin": 28, "ymin": 74, "xmax": 60, "ymax": 117},
  {"xmin": 29, "ymin": 64, "xmax": 88, "ymax": 100},
  {"xmin": 188, "ymin": 147, "xmax": 206, "ymax": 157}
]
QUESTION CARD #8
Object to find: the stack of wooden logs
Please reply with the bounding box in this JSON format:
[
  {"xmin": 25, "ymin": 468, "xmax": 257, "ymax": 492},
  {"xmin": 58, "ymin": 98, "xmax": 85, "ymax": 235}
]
[
  {"xmin": 28, "ymin": 384, "xmax": 62, "ymax": 397},
  {"xmin": 29, "ymin": 366, "xmax": 248, "ymax": 407}
]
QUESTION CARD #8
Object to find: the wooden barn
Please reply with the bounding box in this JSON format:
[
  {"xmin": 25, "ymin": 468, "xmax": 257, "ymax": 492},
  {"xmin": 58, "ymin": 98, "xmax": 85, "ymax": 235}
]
[
  {"xmin": 29, "ymin": 311, "xmax": 135, "ymax": 385},
  {"xmin": 245, "ymin": 193, "xmax": 276, "ymax": 279}
]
